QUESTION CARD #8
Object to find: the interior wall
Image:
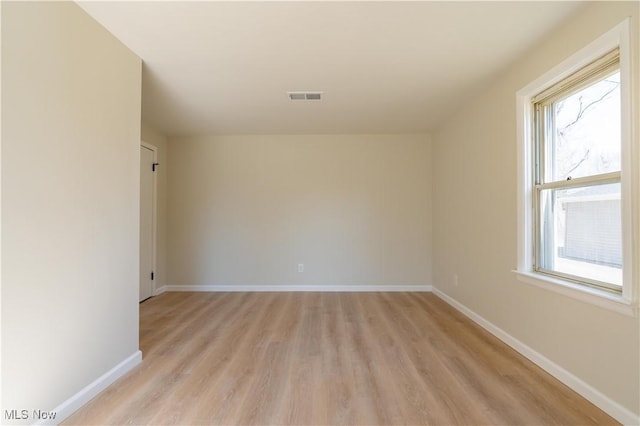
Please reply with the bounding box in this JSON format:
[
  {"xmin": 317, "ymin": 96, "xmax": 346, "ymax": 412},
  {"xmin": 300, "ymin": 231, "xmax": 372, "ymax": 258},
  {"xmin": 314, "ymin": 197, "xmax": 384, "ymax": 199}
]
[
  {"xmin": 141, "ymin": 122, "xmax": 168, "ymax": 293},
  {"xmin": 432, "ymin": 1, "xmax": 639, "ymax": 416},
  {"xmin": 167, "ymin": 134, "xmax": 432, "ymax": 288},
  {"xmin": 1, "ymin": 1, "xmax": 141, "ymax": 420}
]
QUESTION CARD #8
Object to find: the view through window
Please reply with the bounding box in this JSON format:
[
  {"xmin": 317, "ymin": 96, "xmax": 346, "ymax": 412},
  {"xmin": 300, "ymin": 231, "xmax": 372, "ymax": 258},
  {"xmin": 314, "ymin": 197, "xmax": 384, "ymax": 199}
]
[{"xmin": 533, "ymin": 51, "xmax": 622, "ymax": 292}]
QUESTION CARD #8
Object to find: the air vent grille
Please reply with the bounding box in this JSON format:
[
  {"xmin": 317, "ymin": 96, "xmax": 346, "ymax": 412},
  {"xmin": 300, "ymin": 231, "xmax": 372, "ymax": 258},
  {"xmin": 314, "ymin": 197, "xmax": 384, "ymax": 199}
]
[{"xmin": 288, "ymin": 92, "xmax": 323, "ymax": 101}]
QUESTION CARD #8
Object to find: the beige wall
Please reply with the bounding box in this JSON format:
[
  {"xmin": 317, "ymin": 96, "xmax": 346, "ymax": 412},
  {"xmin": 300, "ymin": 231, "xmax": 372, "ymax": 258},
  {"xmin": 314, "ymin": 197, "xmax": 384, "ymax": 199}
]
[
  {"xmin": 167, "ymin": 134, "xmax": 432, "ymax": 287},
  {"xmin": 432, "ymin": 1, "xmax": 639, "ymax": 416},
  {"xmin": 1, "ymin": 1, "xmax": 141, "ymax": 420},
  {"xmin": 141, "ymin": 122, "xmax": 168, "ymax": 292}
]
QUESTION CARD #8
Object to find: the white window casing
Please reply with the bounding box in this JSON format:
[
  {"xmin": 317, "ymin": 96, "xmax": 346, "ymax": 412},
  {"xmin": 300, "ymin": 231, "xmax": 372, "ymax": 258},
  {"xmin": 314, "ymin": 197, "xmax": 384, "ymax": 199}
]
[{"xmin": 515, "ymin": 19, "xmax": 637, "ymax": 316}]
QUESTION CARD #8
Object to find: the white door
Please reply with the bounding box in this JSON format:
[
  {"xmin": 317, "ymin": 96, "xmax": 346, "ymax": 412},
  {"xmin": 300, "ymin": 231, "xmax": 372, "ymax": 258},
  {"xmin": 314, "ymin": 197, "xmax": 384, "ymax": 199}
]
[{"xmin": 140, "ymin": 144, "xmax": 156, "ymax": 302}]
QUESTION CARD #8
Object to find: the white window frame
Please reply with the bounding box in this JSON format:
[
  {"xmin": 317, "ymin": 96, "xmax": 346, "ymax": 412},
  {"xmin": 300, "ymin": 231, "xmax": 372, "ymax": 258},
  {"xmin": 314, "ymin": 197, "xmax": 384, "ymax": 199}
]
[{"xmin": 515, "ymin": 19, "xmax": 637, "ymax": 317}]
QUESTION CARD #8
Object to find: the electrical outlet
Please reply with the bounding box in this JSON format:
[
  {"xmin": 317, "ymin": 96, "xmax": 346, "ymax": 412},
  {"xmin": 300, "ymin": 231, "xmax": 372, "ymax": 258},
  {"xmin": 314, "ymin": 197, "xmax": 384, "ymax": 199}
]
[
  {"xmin": 453, "ymin": 274, "xmax": 459, "ymax": 287},
  {"xmin": 298, "ymin": 264, "xmax": 304, "ymax": 273}
]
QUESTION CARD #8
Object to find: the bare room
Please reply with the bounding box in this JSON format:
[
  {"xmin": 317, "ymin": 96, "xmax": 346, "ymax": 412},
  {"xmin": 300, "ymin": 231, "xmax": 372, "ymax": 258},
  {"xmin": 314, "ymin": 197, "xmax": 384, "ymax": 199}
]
[{"xmin": 2, "ymin": 1, "xmax": 639, "ymax": 425}]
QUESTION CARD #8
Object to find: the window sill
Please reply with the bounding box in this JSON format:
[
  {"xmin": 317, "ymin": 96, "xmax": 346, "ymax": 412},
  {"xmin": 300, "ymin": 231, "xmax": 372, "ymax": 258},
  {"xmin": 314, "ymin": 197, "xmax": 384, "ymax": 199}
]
[{"xmin": 513, "ymin": 270, "xmax": 636, "ymax": 317}]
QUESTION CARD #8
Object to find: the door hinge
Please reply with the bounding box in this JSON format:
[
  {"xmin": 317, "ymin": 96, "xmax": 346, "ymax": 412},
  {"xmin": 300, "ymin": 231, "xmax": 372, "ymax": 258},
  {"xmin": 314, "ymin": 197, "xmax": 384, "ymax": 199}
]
[
  {"xmin": 152, "ymin": 162, "xmax": 159, "ymax": 172},
  {"xmin": 151, "ymin": 271, "xmax": 155, "ymax": 281}
]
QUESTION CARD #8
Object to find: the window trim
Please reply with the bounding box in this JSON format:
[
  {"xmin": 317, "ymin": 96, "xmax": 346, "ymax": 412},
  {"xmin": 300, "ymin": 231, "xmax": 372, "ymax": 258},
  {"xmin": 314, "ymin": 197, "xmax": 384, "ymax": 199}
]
[{"xmin": 515, "ymin": 19, "xmax": 637, "ymax": 316}]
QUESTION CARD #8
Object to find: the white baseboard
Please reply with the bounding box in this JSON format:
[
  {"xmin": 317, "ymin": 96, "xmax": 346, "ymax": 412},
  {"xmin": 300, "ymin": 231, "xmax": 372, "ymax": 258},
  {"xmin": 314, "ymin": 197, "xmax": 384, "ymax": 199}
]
[
  {"xmin": 34, "ymin": 351, "xmax": 142, "ymax": 425},
  {"xmin": 153, "ymin": 285, "xmax": 167, "ymax": 296},
  {"xmin": 162, "ymin": 284, "xmax": 432, "ymax": 292},
  {"xmin": 432, "ymin": 287, "xmax": 640, "ymax": 426}
]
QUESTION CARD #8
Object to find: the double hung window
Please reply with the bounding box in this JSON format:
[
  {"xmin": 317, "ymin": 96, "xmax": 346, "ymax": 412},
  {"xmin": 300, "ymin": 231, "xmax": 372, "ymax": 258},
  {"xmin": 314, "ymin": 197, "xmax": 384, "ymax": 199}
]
[
  {"xmin": 516, "ymin": 20, "xmax": 636, "ymax": 314},
  {"xmin": 532, "ymin": 50, "xmax": 622, "ymax": 293}
]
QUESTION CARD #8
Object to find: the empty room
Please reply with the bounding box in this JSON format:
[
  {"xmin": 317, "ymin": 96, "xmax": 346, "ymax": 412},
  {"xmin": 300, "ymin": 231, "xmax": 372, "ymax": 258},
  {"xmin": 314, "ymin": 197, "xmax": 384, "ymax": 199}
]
[{"xmin": 2, "ymin": 1, "xmax": 639, "ymax": 425}]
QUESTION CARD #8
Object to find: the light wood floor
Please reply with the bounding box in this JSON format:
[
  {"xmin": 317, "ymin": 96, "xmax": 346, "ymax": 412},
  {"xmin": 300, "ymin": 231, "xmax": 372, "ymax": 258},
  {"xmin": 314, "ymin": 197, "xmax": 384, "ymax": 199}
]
[{"xmin": 65, "ymin": 292, "xmax": 617, "ymax": 425}]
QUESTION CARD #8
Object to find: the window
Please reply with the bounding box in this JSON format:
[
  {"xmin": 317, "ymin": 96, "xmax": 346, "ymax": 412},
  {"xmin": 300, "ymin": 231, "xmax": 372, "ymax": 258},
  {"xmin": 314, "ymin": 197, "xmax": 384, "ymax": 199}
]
[
  {"xmin": 516, "ymin": 20, "xmax": 636, "ymax": 315},
  {"xmin": 533, "ymin": 50, "xmax": 622, "ymax": 293}
]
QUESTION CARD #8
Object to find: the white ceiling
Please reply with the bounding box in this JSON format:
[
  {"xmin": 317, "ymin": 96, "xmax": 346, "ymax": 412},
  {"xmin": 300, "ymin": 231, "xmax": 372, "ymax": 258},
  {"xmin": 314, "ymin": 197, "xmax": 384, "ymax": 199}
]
[{"xmin": 78, "ymin": 1, "xmax": 584, "ymax": 136}]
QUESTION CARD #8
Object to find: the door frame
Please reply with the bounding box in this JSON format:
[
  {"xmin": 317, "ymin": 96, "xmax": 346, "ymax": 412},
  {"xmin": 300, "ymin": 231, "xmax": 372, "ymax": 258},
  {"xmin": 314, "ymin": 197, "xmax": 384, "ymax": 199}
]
[{"xmin": 141, "ymin": 141, "xmax": 158, "ymax": 298}]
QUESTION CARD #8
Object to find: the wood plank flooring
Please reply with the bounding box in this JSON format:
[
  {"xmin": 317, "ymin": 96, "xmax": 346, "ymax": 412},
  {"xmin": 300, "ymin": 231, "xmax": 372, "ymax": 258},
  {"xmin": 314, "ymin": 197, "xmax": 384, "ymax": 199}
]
[{"xmin": 65, "ymin": 292, "xmax": 617, "ymax": 425}]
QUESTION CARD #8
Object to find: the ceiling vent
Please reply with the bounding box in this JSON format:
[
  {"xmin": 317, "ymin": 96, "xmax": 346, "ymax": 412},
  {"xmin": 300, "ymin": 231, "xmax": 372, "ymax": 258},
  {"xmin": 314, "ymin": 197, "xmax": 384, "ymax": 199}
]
[{"xmin": 288, "ymin": 92, "xmax": 323, "ymax": 101}]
